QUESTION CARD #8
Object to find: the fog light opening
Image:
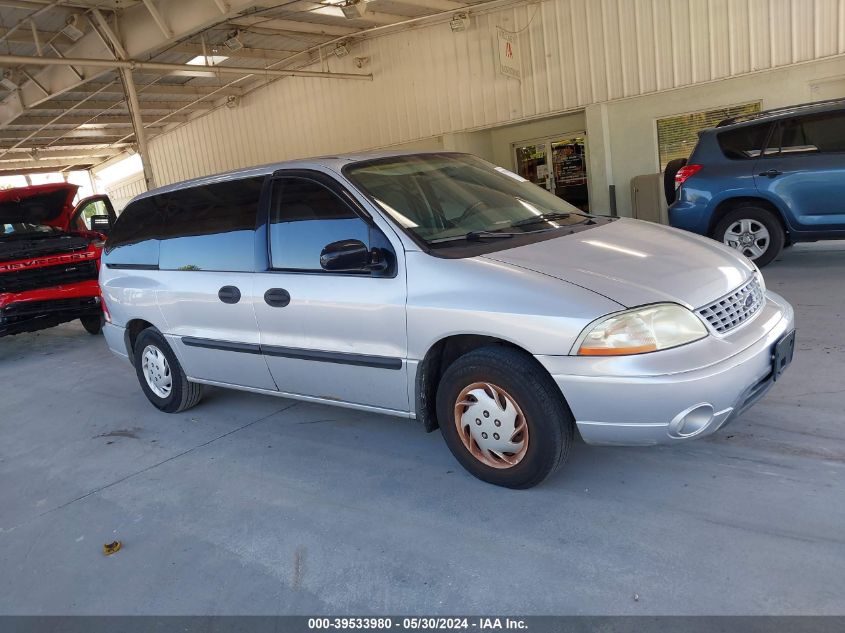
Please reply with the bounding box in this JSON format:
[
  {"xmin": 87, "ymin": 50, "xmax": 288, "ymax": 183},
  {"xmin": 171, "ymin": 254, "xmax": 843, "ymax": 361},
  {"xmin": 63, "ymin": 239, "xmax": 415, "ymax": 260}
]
[{"xmin": 670, "ymin": 404, "xmax": 715, "ymax": 438}]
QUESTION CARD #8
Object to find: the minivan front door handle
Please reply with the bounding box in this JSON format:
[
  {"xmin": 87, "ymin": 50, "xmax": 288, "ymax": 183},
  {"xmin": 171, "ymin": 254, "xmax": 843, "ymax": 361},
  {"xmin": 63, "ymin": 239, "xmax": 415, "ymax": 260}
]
[
  {"xmin": 264, "ymin": 288, "xmax": 291, "ymax": 308},
  {"xmin": 759, "ymin": 168, "xmax": 783, "ymax": 178},
  {"xmin": 218, "ymin": 285, "xmax": 241, "ymax": 304}
]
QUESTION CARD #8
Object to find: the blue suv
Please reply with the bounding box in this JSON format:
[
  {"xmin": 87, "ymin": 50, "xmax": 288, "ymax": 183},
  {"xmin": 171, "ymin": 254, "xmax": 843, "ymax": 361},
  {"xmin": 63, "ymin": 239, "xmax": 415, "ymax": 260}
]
[{"xmin": 669, "ymin": 98, "xmax": 845, "ymax": 266}]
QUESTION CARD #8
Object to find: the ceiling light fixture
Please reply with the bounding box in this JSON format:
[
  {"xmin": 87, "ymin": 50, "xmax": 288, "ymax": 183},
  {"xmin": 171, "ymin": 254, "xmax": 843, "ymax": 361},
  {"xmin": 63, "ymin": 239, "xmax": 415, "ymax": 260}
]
[
  {"xmin": 61, "ymin": 15, "xmax": 84, "ymax": 42},
  {"xmin": 0, "ymin": 70, "xmax": 17, "ymax": 91},
  {"xmin": 224, "ymin": 30, "xmax": 244, "ymax": 51},
  {"xmin": 450, "ymin": 12, "xmax": 469, "ymax": 32},
  {"xmin": 333, "ymin": 43, "xmax": 349, "ymax": 57},
  {"xmin": 341, "ymin": 0, "xmax": 367, "ymax": 19}
]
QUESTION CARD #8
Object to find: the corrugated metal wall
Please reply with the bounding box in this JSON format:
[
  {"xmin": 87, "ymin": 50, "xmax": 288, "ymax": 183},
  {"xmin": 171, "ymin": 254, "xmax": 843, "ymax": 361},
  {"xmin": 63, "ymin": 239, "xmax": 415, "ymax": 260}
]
[
  {"xmin": 149, "ymin": 0, "xmax": 845, "ymax": 185},
  {"xmin": 105, "ymin": 173, "xmax": 147, "ymax": 211}
]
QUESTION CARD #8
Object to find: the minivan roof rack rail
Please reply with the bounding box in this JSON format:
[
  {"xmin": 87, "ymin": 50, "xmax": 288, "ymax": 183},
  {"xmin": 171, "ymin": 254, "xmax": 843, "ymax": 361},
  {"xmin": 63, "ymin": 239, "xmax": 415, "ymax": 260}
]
[{"xmin": 716, "ymin": 97, "xmax": 845, "ymax": 127}]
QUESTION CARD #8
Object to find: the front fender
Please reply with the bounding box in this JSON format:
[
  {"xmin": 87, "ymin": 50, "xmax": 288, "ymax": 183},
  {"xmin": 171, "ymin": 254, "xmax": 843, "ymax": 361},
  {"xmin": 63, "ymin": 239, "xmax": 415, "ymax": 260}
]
[{"xmin": 405, "ymin": 253, "xmax": 622, "ymax": 359}]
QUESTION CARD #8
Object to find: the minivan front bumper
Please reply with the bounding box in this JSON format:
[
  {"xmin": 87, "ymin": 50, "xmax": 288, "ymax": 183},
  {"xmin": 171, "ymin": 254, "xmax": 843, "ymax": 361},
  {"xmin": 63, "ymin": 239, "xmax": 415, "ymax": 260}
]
[{"xmin": 536, "ymin": 291, "xmax": 795, "ymax": 445}]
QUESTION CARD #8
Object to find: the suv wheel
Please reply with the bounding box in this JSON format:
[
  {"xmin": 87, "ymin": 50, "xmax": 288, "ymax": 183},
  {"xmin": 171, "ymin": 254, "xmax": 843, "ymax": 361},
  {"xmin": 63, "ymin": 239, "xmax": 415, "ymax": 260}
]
[
  {"xmin": 714, "ymin": 206, "xmax": 785, "ymax": 267},
  {"xmin": 435, "ymin": 346, "xmax": 574, "ymax": 489},
  {"xmin": 80, "ymin": 314, "xmax": 103, "ymax": 335},
  {"xmin": 133, "ymin": 328, "xmax": 203, "ymax": 413}
]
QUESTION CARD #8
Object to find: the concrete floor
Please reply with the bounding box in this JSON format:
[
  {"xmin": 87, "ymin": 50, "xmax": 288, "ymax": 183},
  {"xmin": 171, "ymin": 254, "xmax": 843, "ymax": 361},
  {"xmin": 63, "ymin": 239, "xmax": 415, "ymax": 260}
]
[{"xmin": 1, "ymin": 242, "xmax": 843, "ymax": 616}]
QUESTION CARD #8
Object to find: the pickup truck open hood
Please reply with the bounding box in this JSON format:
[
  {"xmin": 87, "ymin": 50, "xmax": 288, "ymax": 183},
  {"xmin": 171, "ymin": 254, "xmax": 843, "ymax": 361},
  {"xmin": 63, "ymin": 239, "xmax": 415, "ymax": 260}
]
[
  {"xmin": 0, "ymin": 183, "xmax": 79, "ymax": 229},
  {"xmin": 481, "ymin": 218, "xmax": 756, "ymax": 309}
]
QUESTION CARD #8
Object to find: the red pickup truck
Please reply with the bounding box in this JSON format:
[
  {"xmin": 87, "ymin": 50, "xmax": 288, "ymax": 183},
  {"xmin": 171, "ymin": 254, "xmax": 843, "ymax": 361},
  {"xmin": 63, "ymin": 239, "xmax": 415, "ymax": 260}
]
[{"xmin": 0, "ymin": 183, "xmax": 115, "ymax": 337}]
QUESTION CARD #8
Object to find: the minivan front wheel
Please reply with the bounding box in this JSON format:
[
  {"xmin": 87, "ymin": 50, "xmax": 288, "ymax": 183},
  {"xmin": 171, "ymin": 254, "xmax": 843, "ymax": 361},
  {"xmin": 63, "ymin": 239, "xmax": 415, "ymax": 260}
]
[
  {"xmin": 714, "ymin": 206, "xmax": 784, "ymax": 267},
  {"xmin": 133, "ymin": 328, "xmax": 203, "ymax": 413},
  {"xmin": 436, "ymin": 346, "xmax": 574, "ymax": 489}
]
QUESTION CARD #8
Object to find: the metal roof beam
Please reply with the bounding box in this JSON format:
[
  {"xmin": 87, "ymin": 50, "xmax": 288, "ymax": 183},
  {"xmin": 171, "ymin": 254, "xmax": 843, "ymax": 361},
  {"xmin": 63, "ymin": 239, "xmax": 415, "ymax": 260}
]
[
  {"xmin": 0, "ymin": 157, "xmax": 106, "ymax": 172},
  {"xmin": 0, "ymin": 26, "xmax": 58, "ymax": 45},
  {"xmin": 67, "ymin": 83, "xmax": 246, "ymax": 97},
  {"xmin": 0, "ymin": 54, "xmax": 374, "ymax": 81},
  {"xmin": 141, "ymin": 0, "xmax": 174, "ymax": 39},
  {"xmin": 230, "ymin": 16, "xmax": 359, "ymax": 37},
  {"xmin": 0, "ymin": 128, "xmax": 125, "ymax": 138},
  {"xmin": 0, "ymin": 146, "xmax": 122, "ymax": 160},
  {"xmin": 375, "ymin": 0, "xmax": 467, "ymax": 11},
  {"xmin": 28, "ymin": 100, "xmax": 212, "ymax": 111},
  {"xmin": 169, "ymin": 42, "xmax": 301, "ymax": 60},
  {"xmin": 0, "ymin": 141, "xmax": 133, "ymax": 150},
  {"xmin": 12, "ymin": 114, "xmax": 189, "ymax": 125}
]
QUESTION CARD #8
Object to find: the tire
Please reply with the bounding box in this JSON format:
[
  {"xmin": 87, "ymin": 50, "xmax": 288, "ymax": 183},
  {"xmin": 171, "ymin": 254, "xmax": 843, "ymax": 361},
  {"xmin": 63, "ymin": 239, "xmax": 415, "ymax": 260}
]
[
  {"xmin": 80, "ymin": 314, "xmax": 103, "ymax": 335},
  {"xmin": 133, "ymin": 327, "xmax": 203, "ymax": 413},
  {"xmin": 663, "ymin": 157, "xmax": 687, "ymax": 205},
  {"xmin": 435, "ymin": 346, "xmax": 574, "ymax": 489},
  {"xmin": 713, "ymin": 206, "xmax": 785, "ymax": 267}
]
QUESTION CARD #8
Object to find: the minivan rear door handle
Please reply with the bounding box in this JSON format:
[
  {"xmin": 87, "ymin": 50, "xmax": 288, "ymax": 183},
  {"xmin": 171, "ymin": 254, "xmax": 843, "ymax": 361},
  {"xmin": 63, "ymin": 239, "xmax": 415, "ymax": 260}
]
[
  {"xmin": 218, "ymin": 285, "xmax": 241, "ymax": 304},
  {"xmin": 264, "ymin": 288, "xmax": 291, "ymax": 307},
  {"xmin": 759, "ymin": 168, "xmax": 783, "ymax": 178}
]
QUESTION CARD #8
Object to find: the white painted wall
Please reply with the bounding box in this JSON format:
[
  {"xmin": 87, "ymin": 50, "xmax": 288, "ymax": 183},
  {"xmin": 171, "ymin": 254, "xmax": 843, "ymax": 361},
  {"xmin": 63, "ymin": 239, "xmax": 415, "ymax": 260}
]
[{"xmin": 144, "ymin": 0, "xmax": 845, "ymax": 215}]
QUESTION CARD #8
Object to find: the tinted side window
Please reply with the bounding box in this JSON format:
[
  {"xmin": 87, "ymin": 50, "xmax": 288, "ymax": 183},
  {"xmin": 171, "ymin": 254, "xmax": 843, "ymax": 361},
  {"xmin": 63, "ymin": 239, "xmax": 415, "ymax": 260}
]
[
  {"xmin": 103, "ymin": 196, "xmax": 162, "ymax": 267},
  {"xmin": 717, "ymin": 124, "xmax": 770, "ymax": 160},
  {"xmin": 269, "ymin": 177, "xmax": 369, "ymax": 271},
  {"xmin": 157, "ymin": 177, "xmax": 264, "ymax": 272},
  {"xmin": 774, "ymin": 111, "xmax": 845, "ymax": 155}
]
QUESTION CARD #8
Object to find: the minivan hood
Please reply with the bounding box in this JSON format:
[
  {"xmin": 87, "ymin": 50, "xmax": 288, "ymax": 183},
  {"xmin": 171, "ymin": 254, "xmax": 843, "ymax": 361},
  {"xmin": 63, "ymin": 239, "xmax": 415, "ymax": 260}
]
[
  {"xmin": 0, "ymin": 183, "xmax": 79, "ymax": 229},
  {"xmin": 481, "ymin": 218, "xmax": 755, "ymax": 309}
]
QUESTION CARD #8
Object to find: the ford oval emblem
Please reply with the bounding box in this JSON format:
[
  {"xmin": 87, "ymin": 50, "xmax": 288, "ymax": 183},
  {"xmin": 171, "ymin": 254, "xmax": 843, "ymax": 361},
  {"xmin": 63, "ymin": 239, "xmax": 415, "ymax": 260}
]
[{"xmin": 744, "ymin": 294, "xmax": 755, "ymax": 309}]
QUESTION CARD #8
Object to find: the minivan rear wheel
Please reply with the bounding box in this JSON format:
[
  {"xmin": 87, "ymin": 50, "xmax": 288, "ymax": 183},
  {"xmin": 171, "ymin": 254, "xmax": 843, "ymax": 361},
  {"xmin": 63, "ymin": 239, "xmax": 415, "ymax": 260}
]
[
  {"xmin": 714, "ymin": 206, "xmax": 785, "ymax": 267},
  {"xmin": 133, "ymin": 327, "xmax": 203, "ymax": 413},
  {"xmin": 435, "ymin": 346, "xmax": 574, "ymax": 489}
]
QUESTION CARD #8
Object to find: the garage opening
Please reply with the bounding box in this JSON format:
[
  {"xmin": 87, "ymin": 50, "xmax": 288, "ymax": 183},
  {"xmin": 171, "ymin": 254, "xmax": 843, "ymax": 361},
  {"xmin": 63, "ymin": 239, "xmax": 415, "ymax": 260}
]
[{"xmin": 513, "ymin": 134, "xmax": 589, "ymax": 211}]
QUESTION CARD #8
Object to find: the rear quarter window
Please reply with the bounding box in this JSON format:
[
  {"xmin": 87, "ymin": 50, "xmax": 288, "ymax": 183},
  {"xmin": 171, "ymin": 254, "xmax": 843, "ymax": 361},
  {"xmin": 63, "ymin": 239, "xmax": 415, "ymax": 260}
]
[
  {"xmin": 717, "ymin": 123, "xmax": 770, "ymax": 160},
  {"xmin": 105, "ymin": 176, "xmax": 265, "ymax": 271},
  {"xmin": 157, "ymin": 177, "xmax": 264, "ymax": 272}
]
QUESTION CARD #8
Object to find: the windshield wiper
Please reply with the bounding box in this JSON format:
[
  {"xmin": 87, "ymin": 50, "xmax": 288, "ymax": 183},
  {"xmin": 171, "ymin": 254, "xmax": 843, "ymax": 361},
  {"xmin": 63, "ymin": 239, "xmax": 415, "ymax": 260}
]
[
  {"xmin": 466, "ymin": 230, "xmax": 516, "ymax": 241},
  {"xmin": 430, "ymin": 227, "xmax": 555, "ymax": 244},
  {"xmin": 511, "ymin": 211, "xmax": 571, "ymax": 227}
]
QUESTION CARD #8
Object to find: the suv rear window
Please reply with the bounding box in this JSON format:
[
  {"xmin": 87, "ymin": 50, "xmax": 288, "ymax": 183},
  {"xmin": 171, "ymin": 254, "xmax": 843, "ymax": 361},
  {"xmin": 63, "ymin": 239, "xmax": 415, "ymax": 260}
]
[{"xmin": 717, "ymin": 124, "xmax": 770, "ymax": 160}]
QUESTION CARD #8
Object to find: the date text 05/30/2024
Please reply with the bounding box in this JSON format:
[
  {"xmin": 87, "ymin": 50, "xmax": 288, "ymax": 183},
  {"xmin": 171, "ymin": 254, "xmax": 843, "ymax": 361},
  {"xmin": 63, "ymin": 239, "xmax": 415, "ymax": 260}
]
[{"xmin": 308, "ymin": 618, "xmax": 528, "ymax": 630}]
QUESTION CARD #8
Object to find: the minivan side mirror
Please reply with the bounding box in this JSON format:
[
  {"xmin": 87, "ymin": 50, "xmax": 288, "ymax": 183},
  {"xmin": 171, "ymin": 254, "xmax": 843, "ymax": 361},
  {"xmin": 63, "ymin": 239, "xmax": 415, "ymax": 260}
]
[{"xmin": 320, "ymin": 239, "xmax": 371, "ymax": 272}]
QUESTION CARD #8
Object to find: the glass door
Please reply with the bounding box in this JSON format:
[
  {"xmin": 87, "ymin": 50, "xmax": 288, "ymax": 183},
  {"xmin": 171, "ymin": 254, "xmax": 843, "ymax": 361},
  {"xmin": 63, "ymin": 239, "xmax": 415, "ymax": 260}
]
[
  {"xmin": 514, "ymin": 142, "xmax": 550, "ymax": 190},
  {"xmin": 513, "ymin": 134, "xmax": 590, "ymax": 211},
  {"xmin": 550, "ymin": 136, "xmax": 588, "ymax": 211}
]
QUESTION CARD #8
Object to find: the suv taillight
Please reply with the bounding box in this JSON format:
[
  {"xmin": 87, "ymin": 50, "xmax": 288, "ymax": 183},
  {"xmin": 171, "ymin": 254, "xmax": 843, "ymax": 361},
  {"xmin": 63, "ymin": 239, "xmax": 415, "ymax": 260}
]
[{"xmin": 675, "ymin": 164, "xmax": 702, "ymax": 187}]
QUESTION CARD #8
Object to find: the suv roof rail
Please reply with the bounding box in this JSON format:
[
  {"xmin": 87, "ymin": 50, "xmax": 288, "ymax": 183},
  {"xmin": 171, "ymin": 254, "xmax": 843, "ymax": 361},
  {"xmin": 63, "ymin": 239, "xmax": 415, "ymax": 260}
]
[{"xmin": 716, "ymin": 97, "xmax": 845, "ymax": 127}]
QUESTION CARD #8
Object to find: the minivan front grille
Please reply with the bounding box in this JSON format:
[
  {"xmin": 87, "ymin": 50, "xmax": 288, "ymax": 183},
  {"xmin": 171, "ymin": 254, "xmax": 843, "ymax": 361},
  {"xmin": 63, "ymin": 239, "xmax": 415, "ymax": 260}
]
[
  {"xmin": 697, "ymin": 277, "xmax": 764, "ymax": 334},
  {"xmin": 0, "ymin": 260, "xmax": 98, "ymax": 294}
]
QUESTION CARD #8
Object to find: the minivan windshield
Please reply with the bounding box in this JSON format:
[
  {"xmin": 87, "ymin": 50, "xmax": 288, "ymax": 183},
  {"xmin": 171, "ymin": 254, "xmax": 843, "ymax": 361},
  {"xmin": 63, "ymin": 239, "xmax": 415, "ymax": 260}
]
[{"xmin": 345, "ymin": 154, "xmax": 591, "ymax": 246}]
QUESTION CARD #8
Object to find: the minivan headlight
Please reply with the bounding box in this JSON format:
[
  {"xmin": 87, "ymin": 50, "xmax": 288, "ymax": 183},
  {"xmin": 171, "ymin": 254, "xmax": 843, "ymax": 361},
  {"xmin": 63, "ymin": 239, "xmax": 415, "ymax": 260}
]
[{"xmin": 576, "ymin": 304, "xmax": 708, "ymax": 356}]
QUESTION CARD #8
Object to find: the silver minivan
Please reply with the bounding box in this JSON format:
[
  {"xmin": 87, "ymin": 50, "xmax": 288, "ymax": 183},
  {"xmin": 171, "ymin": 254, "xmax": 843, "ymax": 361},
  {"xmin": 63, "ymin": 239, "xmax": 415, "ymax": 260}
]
[{"xmin": 100, "ymin": 152, "xmax": 795, "ymax": 488}]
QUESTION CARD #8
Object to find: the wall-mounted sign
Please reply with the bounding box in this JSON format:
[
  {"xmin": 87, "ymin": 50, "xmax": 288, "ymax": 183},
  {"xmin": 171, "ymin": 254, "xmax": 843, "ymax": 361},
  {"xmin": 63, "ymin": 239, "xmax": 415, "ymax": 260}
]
[{"xmin": 497, "ymin": 28, "xmax": 520, "ymax": 80}]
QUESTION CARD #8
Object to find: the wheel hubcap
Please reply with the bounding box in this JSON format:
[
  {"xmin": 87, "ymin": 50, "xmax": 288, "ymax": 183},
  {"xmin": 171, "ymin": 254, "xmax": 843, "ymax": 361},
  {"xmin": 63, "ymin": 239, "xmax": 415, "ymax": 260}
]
[
  {"xmin": 453, "ymin": 382, "xmax": 529, "ymax": 469},
  {"xmin": 724, "ymin": 219, "xmax": 770, "ymax": 260},
  {"xmin": 142, "ymin": 344, "xmax": 172, "ymax": 398}
]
